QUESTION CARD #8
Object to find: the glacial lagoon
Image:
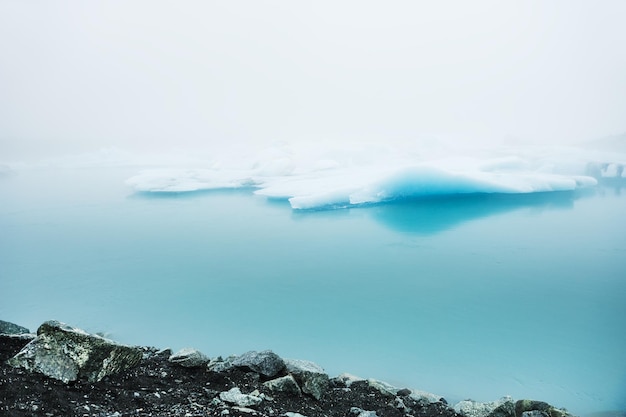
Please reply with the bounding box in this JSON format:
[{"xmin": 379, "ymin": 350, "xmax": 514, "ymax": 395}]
[{"xmin": 1, "ymin": 166, "xmax": 625, "ymax": 416}]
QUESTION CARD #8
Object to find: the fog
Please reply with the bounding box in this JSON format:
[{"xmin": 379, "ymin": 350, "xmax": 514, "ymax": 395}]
[{"xmin": 1, "ymin": 1, "xmax": 625, "ymax": 161}]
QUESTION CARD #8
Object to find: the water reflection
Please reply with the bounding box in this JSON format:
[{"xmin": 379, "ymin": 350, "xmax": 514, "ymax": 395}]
[
  {"xmin": 129, "ymin": 184, "xmax": 606, "ymax": 237},
  {"xmin": 129, "ymin": 187, "xmax": 259, "ymax": 200},
  {"xmin": 597, "ymin": 177, "xmax": 626, "ymax": 196},
  {"xmin": 367, "ymin": 191, "xmax": 580, "ymax": 235}
]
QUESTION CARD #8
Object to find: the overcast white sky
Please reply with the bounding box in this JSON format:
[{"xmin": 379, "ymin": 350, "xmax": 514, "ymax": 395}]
[{"xmin": 1, "ymin": 1, "xmax": 625, "ymax": 160}]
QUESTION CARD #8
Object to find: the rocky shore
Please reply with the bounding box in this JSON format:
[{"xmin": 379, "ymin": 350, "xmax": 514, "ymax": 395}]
[{"xmin": 1, "ymin": 320, "xmax": 575, "ymax": 417}]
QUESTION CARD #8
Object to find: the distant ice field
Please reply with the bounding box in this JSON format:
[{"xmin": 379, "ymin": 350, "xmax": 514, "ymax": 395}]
[{"xmin": 1, "ymin": 141, "xmax": 625, "ymax": 416}]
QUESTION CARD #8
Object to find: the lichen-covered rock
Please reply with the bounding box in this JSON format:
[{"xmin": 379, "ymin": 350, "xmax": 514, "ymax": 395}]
[
  {"xmin": 219, "ymin": 387, "xmax": 263, "ymax": 407},
  {"xmin": 7, "ymin": 320, "xmax": 142, "ymax": 383},
  {"xmin": 168, "ymin": 347, "xmax": 209, "ymax": 368},
  {"xmin": 284, "ymin": 359, "xmax": 329, "ymax": 400},
  {"xmin": 264, "ymin": 375, "xmax": 302, "ymax": 396},
  {"xmin": 0, "ymin": 320, "xmax": 30, "ymax": 335},
  {"xmin": 233, "ymin": 350, "xmax": 285, "ymax": 378}
]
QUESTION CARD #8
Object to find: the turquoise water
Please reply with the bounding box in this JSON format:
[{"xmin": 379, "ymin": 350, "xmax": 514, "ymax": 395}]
[{"xmin": 1, "ymin": 167, "xmax": 625, "ymax": 415}]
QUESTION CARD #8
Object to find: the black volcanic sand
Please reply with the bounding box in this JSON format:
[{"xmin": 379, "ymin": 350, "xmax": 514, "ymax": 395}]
[{"xmin": 1, "ymin": 339, "xmax": 457, "ymax": 417}]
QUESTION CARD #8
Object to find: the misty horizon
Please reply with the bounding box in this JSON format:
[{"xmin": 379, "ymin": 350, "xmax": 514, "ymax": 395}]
[{"xmin": 1, "ymin": 1, "xmax": 625, "ymax": 161}]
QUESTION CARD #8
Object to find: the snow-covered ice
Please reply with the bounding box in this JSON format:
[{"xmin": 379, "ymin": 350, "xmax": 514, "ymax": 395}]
[{"xmin": 125, "ymin": 141, "xmax": 623, "ymax": 210}]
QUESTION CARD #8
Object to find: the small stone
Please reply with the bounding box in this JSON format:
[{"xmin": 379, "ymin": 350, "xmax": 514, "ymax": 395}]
[
  {"xmin": 219, "ymin": 387, "xmax": 263, "ymax": 407},
  {"xmin": 333, "ymin": 373, "xmax": 363, "ymax": 388},
  {"xmin": 168, "ymin": 348, "xmax": 209, "ymax": 368},
  {"xmin": 233, "ymin": 406, "xmax": 258, "ymax": 414},
  {"xmin": 350, "ymin": 407, "xmax": 379, "ymax": 417},
  {"xmin": 409, "ymin": 389, "xmax": 446, "ymax": 404},
  {"xmin": 208, "ymin": 355, "xmax": 237, "ymax": 372},
  {"xmin": 367, "ymin": 379, "xmax": 398, "ymax": 397},
  {"xmin": 0, "ymin": 320, "xmax": 30, "ymax": 335},
  {"xmin": 284, "ymin": 359, "xmax": 329, "ymax": 400},
  {"xmin": 454, "ymin": 396, "xmax": 514, "ymax": 417},
  {"xmin": 233, "ymin": 350, "xmax": 285, "ymax": 378},
  {"xmin": 515, "ymin": 400, "xmax": 551, "ymax": 416},
  {"xmin": 264, "ymin": 375, "xmax": 302, "ymax": 396}
]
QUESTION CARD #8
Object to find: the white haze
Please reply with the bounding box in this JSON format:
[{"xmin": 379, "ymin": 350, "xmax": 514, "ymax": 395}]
[{"xmin": 1, "ymin": 1, "xmax": 625, "ymax": 163}]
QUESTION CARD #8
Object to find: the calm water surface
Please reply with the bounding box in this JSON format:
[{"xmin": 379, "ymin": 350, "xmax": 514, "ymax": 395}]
[{"xmin": 1, "ymin": 167, "xmax": 625, "ymax": 415}]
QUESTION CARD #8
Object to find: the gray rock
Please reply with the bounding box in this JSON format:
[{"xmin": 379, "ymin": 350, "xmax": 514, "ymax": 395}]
[
  {"xmin": 285, "ymin": 359, "xmax": 329, "ymax": 400},
  {"xmin": 514, "ymin": 400, "xmax": 570, "ymax": 417},
  {"xmin": 489, "ymin": 399, "xmax": 516, "ymax": 417},
  {"xmin": 7, "ymin": 320, "xmax": 142, "ymax": 383},
  {"xmin": 454, "ymin": 397, "xmax": 514, "ymax": 417},
  {"xmin": 408, "ymin": 389, "xmax": 444, "ymax": 404},
  {"xmin": 208, "ymin": 355, "xmax": 237, "ymax": 372},
  {"xmin": 515, "ymin": 400, "xmax": 551, "ymax": 415},
  {"xmin": 168, "ymin": 348, "xmax": 209, "ymax": 368},
  {"xmin": 0, "ymin": 320, "xmax": 30, "ymax": 335},
  {"xmin": 264, "ymin": 375, "xmax": 302, "ymax": 396},
  {"xmin": 284, "ymin": 413, "xmax": 308, "ymax": 417},
  {"xmin": 366, "ymin": 378, "xmax": 398, "ymax": 397},
  {"xmin": 333, "ymin": 373, "xmax": 363, "ymax": 387},
  {"xmin": 219, "ymin": 387, "xmax": 262, "ymax": 407},
  {"xmin": 232, "ymin": 350, "xmax": 285, "ymax": 378}
]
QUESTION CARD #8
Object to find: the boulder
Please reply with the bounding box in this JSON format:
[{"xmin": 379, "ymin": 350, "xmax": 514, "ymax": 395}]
[
  {"xmin": 264, "ymin": 374, "xmax": 302, "ymax": 396},
  {"xmin": 219, "ymin": 387, "xmax": 263, "ymax": 407},
  {"xmin": 233, "ymin": 350, "xmax": 285, "ymax": 378},
  {"xmin": 0, "ymin": 320, "xmax": 30, "ymax": 335},
  {"xmin": 284, "ymin": 359, "xmax": 329, "ymax": 400},
  {"xmin": 7, "ymin": 320, "xmax": 142, "ymax": 383},
  {"xmin": 168, "ymin": 348, "xmax": 209, "ymax": 368}
]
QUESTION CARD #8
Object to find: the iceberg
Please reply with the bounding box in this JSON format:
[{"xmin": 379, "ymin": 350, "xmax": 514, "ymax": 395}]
[{"xmin": 124, "ymin": 141, "xmax": 621, "ymax": 210}]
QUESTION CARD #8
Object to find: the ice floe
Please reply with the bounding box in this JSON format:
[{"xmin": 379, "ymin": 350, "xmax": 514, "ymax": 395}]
[{"xmin": 123, "ymin": 140, "xmax": 626, "ymax": 210}]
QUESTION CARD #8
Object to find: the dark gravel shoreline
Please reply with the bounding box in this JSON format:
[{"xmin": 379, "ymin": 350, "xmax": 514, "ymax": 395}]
[{"xmin": 0, "ymin": 320, "xmax": 575, "ymax": 417}]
